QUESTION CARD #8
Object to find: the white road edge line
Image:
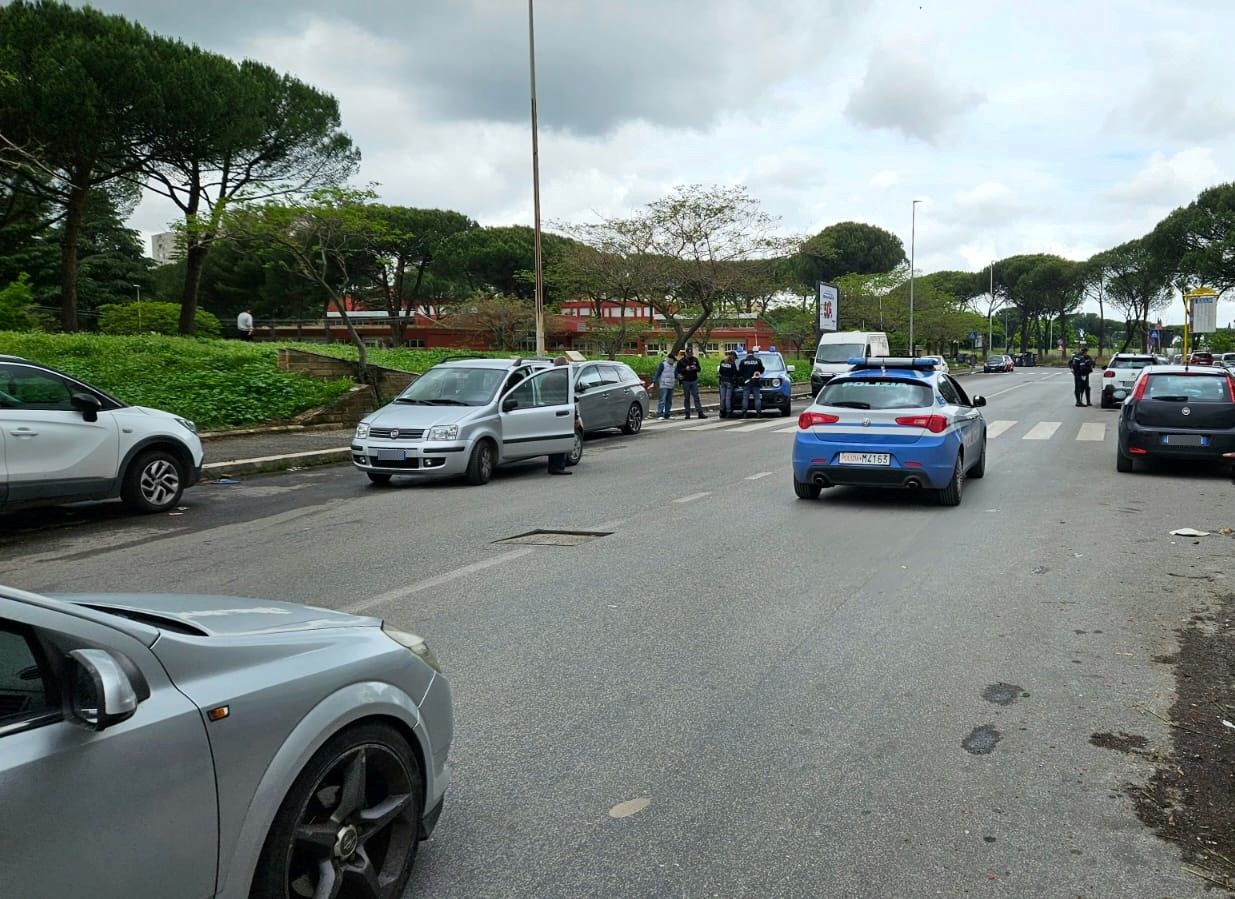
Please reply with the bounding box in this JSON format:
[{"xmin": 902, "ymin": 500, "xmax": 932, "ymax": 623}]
[
  {"xmin": 344, "ymin": 547, "xmax": 536, "ymax": 614},
  {"xmin": 745, "ymin": 471, "xmax": 774, "ymax": 480},
  {"xmin": 673, "ymin": 492, "xmax": 711, "ymax": 503}
]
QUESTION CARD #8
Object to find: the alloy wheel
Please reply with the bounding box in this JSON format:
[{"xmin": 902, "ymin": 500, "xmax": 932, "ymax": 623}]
[
  {"xmin": 285, "ymin": 743, "xmax": 417, "ymax": 899},
  {"xmin": 139, "ymin": 458, "xmax": 180, "ymax": 507}
]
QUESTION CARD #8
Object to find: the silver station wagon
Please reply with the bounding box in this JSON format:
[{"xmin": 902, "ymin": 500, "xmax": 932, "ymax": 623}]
[{"xmin": 353, "ymin": 358, "xmax": 582, "ymax": 485}]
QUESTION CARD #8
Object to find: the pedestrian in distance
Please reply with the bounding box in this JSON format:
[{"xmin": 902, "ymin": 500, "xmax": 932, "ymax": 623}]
[
  {"xmin": 736, "ymin": 349, "xmax": 765, "ymax": 416},
  {"xmin": 236, "ymin": 307, "xmax": 254, "ymax": 341},
  {"xmin": 547, "ymin": 355, "xmax": 576, "ymax": 475},
  {"xmin": 653, "ymin": 350, "xmax": 678, "ymax": 420},
  {"xmin": 717, "ymin": 351, "xmax": 738, "ymax": 418},
  {"xmin": 1069, "ymin": 343, "xmax": 1095, "ymax": 407},
  {"xmin": 676, "ymin": 346, "xmax": 707, "ymax": 419}
]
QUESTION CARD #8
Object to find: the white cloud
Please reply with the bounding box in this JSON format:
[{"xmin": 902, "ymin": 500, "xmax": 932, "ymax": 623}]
[
  {"xmin": 1105, "ymin": 148, "xmax": 1221, "ymax": 207},
  {"xmin": 871, "ymin": 170, "xmax": 898, "ymax": 189}
]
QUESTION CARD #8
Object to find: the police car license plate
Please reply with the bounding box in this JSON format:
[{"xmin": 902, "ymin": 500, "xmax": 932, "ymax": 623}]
[
  {"xmin": 376, "ymin": 448, "xmax": 409, "ymax": 461},
  {"xmin": 839, "ymin": 452, "xmax": 890, "ymax": 465}
]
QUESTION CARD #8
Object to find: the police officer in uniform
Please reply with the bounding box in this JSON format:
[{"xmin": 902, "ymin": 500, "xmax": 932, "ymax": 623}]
[{"xmin": 1068, "ymin": 343, "xmax": 1095, "ymax": 406}]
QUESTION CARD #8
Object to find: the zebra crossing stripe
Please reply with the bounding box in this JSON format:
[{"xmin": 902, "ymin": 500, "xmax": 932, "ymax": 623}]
[
  {"xmin": 1077, "ymin": 422, "xmax": 1106, "ymax": 441},
  {"xmin": 681, "ymin": 421, "xmax": 734, "ymax": 431},
  {"xmin": 986, "ymin": 420, "xmax": 1018, "ymax": 439},
  {"xmin": 729, "ymin": 419, "xmax": 792, "ymax": 433},
  {"xmin": 1024, "ymin": 421, "xmax": 1061, "ymax": 440},
  {"xmin": 775, "ymin": 425, "xmax": 798, "ymax": 433}
]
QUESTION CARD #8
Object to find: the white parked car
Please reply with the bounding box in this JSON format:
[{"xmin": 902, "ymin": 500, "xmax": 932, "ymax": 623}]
[
  {"xmin": 0, "ymin": 355, "xmax": 203, "ymax": 514},
  {"xmin": 1100, "ymin": 353, "xmax": 1157, "ymax": 408},
  {"xmin": 924, "ymin": 355, "xmax": 950, "ymax": 374}
]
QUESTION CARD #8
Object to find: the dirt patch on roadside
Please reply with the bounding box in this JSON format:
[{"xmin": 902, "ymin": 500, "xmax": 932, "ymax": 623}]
[{"xmin": 1125, "ymin": 595, "xmax": 1235, "ymax": 891}]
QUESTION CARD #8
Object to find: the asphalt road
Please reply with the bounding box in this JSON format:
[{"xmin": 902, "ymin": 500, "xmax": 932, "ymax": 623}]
[{"xmin": 2, "ymin": 369, "xmax": 1233, "ymax": 898}]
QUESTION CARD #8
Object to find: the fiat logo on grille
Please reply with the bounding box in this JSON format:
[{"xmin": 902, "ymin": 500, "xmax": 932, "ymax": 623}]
[
  {"xmin": 390, "ymin": 428, "xmax": 400, "ymax": 438},
  {"xmin": 1181, "ymin": 407, "xmax": 1190, "ymax": 417}
]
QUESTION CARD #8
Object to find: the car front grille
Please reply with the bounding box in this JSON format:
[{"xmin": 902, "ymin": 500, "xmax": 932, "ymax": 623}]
[{"xmin": 367, "ymin": 427, "xmax": 424, "ymax": 440}]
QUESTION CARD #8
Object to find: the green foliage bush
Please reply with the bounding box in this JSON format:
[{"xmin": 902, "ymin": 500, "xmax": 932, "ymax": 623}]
[
  {"xmin": 99, "ymin": 301, "xmax": 221, "ymax": 338},
  {"xmin": 0, "ymin": 333, "xmax": 350, "ymax": 430},
  {"xmin": 0, "ymin": 274, "xmax": 39, "ymax": 332}
]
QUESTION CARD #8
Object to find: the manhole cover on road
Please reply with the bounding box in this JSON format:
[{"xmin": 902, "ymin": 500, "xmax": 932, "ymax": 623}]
[{"xmin": 494, "ymin": 529, "xmax": 612, "ymax": 546}]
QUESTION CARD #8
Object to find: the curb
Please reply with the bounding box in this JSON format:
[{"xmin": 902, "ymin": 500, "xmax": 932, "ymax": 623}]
[
  {"xmin": 203, "ymin": 447, "xmax": 351, "ymax": 478},
  {"xmin": 199, "ymin": 423, "xmax": 350, "ymax": 441}
]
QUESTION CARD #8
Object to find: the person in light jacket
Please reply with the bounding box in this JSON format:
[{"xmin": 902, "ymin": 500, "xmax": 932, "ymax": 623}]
[{"xmin": 653, "ymin": 350, "xmax": 678, "ymax": 420}]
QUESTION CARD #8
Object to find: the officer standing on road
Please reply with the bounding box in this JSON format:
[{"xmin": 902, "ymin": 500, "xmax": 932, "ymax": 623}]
[
  {"xmin": 676, "ymin": 346, "xmax": 707, "ymax": 419},
  {"xmin": 736, "ymin": 348, "xmax": 765, "ymax": 416},
  {"xmin": 717, "ymin": 351, "xmax": 737, "ymax": 418},
  {"xmin": 1069, "ymin": 343, "xmax": 1095, "ymax": 406}
]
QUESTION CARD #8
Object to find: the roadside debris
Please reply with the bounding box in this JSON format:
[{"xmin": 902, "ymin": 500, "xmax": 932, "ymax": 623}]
[
  {"xmin": 1170, "ymin": 528, "xmax": 1211, "ymax": 537},
  {"xmin": 214, "ymin": 478, "xmax": 241, "ymax": 486}
]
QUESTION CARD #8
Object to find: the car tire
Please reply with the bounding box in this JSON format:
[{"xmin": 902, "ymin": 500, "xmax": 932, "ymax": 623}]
[
  {"xmin": 780, "ymin": 402, "xmax": 793, "ymax": 417},
  {"xmin": 465, "ymin": 439, "xmax": 495, "ymax": 485},
  {"xmin": 936, "ymin": 454, "xmax": 964, "ymax": 506},
  {"xmin": 1116, "ymin": 448, "xmax": 1134, "ymax": 473},
  {"xmin": 121, "ymin": 449, "xmax": 186, "ymax": 513},
  {"xmin": 969, "ymin": 439, "xmax": 986, "ymax": 479},
  {"xmin": 794, "ymin": 478, "xmax": 822, "ymax": 500},
  {"xmin": 565, "ymin": 428, "xmax": 583, "ymax": 467},
  {"xmin": 249, "ymin": 721, "xmax": 424, "ymax": 899},
  {"xmin": 367, "ymin": 472, "xmax": 392, "ymax": 486},
  {"xmin": 622, "ymin": 402, "xmax": 643, "ymax": 435}
]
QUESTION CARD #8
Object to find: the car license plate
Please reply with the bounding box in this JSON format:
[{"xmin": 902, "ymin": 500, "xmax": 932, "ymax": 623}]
[
  {"xmin": 839, "ymin": 452, "xmax": 890, "ymax": 465},
  {"xmin": 1162, "ymin": 434, "xmax": 1206, "ymax": 447},
  {"xmin": 376, "ymin": 448, "xmax": 408, "ymax": 461}
]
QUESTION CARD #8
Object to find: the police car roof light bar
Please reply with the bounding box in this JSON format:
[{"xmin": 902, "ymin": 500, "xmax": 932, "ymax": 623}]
[{"xmin": 848, "ymin": 356, "xmax": 938, "ymax": 370}]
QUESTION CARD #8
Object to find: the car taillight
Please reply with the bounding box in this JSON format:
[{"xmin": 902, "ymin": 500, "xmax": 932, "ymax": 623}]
[
  {"xmin": 1129, "ymin": 374, "xmax": 1149, "ymax": 401},
  {"xmin": 1103, "ymin": 370, "xmax": 1115, "ymax": 378},
  {"xmin": 1226, "ymin": 377, "xmax": 1235, "ymax": 403},
  {"xmin": 894, "ymin": 414, "xmax": 949, "ymax": 433},
  {"xmin": 798, "ymin": 411, "xmax": 839, "ymax": 428}
]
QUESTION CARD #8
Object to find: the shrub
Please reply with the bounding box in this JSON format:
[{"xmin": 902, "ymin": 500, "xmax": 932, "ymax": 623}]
[
  {"xmin": 99, "ymin": 301, "xmax": 221, "ymax": 338},
  {"xmin": 0, "ymin": 274, "xmax": 39, "ymax": 332}
]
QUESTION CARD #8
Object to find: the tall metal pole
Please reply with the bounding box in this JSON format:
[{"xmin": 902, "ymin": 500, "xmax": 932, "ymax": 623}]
[
  {"xmin": 528, "ymin": 0, "xmax": 545, "ymax": 357},
  {"xmin": 987, "ymin": 261, "xmax": 994, "ymax": 355},
  {"xmin": 909, "ymin": 200, "xmax": 920, "ymax": 354}
]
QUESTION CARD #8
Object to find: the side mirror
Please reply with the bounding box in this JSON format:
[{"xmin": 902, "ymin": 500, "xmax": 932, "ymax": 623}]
[
  {"xmin": 786, "ymin": 364, "xmax": 796, "ymax": 373},
  {"xmin": 71, "ymin": 392, "xmax": 101, "ymax": 423},
  {"xmin": 972, "ymin": 395, "xmax": 987, "ymax": 407},
  {"xmin": 575, "ymin": 382, "xmax": 588, "ymax": 394},
  {"xmin": 502, "ymin": 397, "xmax": 519, "ymax": 412},
  {"xmin": 64, "ymin": 649, "xmax": 140, "ymax": 731}
]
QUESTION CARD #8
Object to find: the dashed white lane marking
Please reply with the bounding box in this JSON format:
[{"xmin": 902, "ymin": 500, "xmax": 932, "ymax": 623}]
[
  {"xmin": 1077, "ymin": 422, "xmax": 1106, "ymax": 441},
  {"xmin": 729, "ymin": 419, "xmax": 792, "ymax": 433},
  {"xmin": 673, "ymin": 492, "xmax": 711, "ymax": 504},
  {"xmin": 745, "ymin": 471, "xmax": 774, "ymax": 480},
  {"xmin": 344, "ymin": 547, "xmax": 536, "ymax": 614},
  {"xmin": 775, "ymin": 425, "xmax": 798, "ymax": 433},
  {"xmin": 1023, "ymin": 421, "xmax": 1061, "ymax": 440},
  {"xmin": 987, "ymin": 420, "xmax": 1018, "ymax": 439}
]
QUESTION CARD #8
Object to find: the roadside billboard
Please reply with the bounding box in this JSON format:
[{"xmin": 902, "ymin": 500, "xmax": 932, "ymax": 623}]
[{"xmin": 818, "ymin": 282, "xmax": 838, "ymax": 333}]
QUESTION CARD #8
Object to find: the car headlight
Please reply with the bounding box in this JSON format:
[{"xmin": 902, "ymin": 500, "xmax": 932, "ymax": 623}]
[
  {"xmin": 382, "ymin": 623, "xmax": 442, "ymax": 672},
  {"xmin": 427, "ymin": 424, "xmax": 460, "ymax": 441},
  {"xmin": 174, "ymin": 416, "xmax": 197, "ymax": 434},
  {"xmin": 355, "ymin": 422, "xmax": 370, "ymax": 438},
  {"xmin": 771, "ymin": 378, "xmax": 782, "ymax": 387}
]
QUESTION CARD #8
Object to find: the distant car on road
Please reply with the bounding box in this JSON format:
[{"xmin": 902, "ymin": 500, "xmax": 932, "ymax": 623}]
[
  {"xmin": 572, "ymin": 359, "xmax": 649, "ymax": 435},
  {"xmin": 792, "ymin": 357, "xmax": 988, "ymax": 506},
  {"xmin": 1189, "ymin": 351, "xmax": 1215, "ymax": 365},
  {"xmin": 0, "ymin": 584, "xmax": 451, "ymax": 899},
  {"xmin": 1117, "ymin": 364, "xmax": 1235, "ymax": 473},
  {"xmin": 924, "ymin": 355, "xmax": 950, "ymax": 374},
  {"xmin": 0, "ymin": 355, "xmax": 203, "ymax": 515},
  {"xmin": 983, "ymin": 354, "xmax": 1013, "ymax": 373},
  {"xmin": 353, "ymin": 357, "xmax": 582, "ymax": 486},
  {"xmin": 1100, "ymin": 353, "xmax": 1157, "ymax": 408}
]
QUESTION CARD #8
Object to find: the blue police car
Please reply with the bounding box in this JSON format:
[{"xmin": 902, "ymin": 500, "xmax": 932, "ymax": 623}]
[
  {"xmin": 791, "ymin": 357, "xmax": 988, "ymax": 506},
  {"xmin": 735, "ymin": 346, "xmax": 795, "ymax": 417}
]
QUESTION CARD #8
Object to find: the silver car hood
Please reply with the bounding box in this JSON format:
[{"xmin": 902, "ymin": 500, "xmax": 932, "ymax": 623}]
[
  {"xmin": 366, "ymin": 402, "xmax": 479, "ymax": 429},
  {"xmin": 53, "ymin": 593, "xmax": 378, "ymax": 637}
]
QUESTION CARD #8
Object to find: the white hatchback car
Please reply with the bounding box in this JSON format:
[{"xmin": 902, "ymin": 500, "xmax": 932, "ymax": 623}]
[
  {"xmin": 0, "ymin": 355, "xmax": 203, "ymax": 514},
  {"xmin": 1099, "ymin": 353, "xmax": 1157, "ymax": 408}
]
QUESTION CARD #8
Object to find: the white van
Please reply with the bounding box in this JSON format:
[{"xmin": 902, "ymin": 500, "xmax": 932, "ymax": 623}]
[{"xmin": 811, "ymin": 331, "xmax": 890, "ymax": 394}]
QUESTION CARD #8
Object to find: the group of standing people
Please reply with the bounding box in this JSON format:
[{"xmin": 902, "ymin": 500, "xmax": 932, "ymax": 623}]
[{"xmin": 652, "ymin": 348, "xmax": 767, "ymax": 420}]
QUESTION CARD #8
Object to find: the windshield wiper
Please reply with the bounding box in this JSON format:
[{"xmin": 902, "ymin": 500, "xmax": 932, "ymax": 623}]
[
  {"xmin": 424, "ymin": 399, "xmax": 470, "ymax": 405},
  {"xmin": 831, "ymin": 401, "xmax": 871, "ymax": 409},
  {"xmin": 394, "ymin": 398, "xmax": 428, "ymax": 404}
]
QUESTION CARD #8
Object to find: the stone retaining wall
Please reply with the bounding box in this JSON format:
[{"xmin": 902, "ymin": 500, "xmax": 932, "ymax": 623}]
[{"xmin": 278, "ymin": 348, "xmax": 421, "ymax": 426}]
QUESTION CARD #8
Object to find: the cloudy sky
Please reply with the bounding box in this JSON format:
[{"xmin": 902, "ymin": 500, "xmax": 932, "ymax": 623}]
[{"xmin": 83, "ymin": 0, "xmax": 1235, "ymax": 317}]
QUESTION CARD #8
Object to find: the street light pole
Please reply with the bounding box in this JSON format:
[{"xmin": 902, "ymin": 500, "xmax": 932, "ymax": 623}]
[
  {"xmin": 527, "ymin": 0, "xmax": 546, "ymax": 357},
  {"xmin": 909, "ymin": 199, "xmax": 921, "ymax": 355},
  {"xmin": 987, "ymin": 260, "xmax": 994, "ymax": 355},
  {"xmin": 133, "ymin": 283, "xmax": 142, "ymax": 330}
]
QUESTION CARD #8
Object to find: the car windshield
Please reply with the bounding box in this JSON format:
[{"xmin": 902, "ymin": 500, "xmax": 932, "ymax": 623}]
[
  {"xmin": 1143, "ymin": 374, "xmax": 1231, "ymax": 402},
  {"xmin": 754, "ymin": 353, "xmax": 785, "ymax": 372},
  {"xmin": 395, "ymin": 366, "xmax": 505, "ymax": 406},
  {"xmin": 816, "ymin": 342, "xmax": 864, "ymax": 364},
  {"xmin": 1110, "ymin": 357, "xmax": 1155, "ymax": 369},
  {"xmin": 986, "ymin": 356, "xmax": 1004, "ymax": 363},
  {"xmin": 818, "ymin": 378, "xmax": 933, "ymax": 410}
]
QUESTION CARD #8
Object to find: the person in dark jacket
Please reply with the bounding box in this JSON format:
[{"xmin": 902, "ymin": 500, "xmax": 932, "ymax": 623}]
[
  {"xmin": 547, "ymin": 356, "xmax": 575, "ymax": 474},
  {"xmin": 1068, "ymin": 344, "xmax": 1095, "ymax": 406},
  {"xmin": 675, "ymin": 347, "xmax": 707, "ymax": 419},
  {"xmin": 736, "ymin": 350, "xmax": 765, "ymax": 416},
  {"xmin": 717, "ymin": 351, "xmax": 738, "ymax": 417}
]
